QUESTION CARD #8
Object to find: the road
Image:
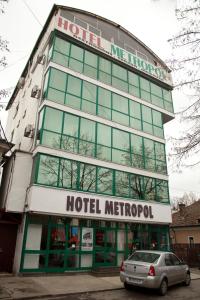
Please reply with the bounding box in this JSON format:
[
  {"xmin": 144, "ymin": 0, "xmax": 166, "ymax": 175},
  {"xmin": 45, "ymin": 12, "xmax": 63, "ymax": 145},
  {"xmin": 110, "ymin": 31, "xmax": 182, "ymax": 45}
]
[{"xmin": 39, "ymin": 279, "xmax": 200, "ymax": 300}]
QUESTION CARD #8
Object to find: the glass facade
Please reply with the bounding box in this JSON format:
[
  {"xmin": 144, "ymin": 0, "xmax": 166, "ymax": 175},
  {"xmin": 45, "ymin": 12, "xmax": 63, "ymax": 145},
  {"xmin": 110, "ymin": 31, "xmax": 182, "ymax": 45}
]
[
  {"xmin": 43, "ymin": 67, "xmax": 164, "ymax": 139},
  {"xmin": 33, "ymin": 153, "xmax": 169, "ymax": 203},
  {"xmin": 39, "ymin": 106, "xmax": 167, "ymax": 174},
  {"xmin": 22, "ymin": 25, "xmax": 173, "ymax": 273},
  {"xmin": 48, "ymin": 34, "xmax": 173, "ymax": 113},
  {"xmin": 20, "ymin": 215, "xmax": 169, "ymax": 272}
]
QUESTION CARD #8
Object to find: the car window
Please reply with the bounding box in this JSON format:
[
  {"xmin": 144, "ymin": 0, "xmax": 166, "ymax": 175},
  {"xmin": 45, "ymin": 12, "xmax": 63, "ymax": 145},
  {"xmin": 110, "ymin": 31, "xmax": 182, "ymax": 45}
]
[
  {"xmin": 128, "ymin": 252, "xmax": 160, "ymax": 263},
  {"xmin": 170, "ymin": 254, "xmax": 181, "ymax": 266},
  {"xmin": 165, "ymin": 254, "xmax": 181, "ymax": 266},
  {"xmin": 165, "ymin": 254, "xmax": 173, "ymax": 266}
]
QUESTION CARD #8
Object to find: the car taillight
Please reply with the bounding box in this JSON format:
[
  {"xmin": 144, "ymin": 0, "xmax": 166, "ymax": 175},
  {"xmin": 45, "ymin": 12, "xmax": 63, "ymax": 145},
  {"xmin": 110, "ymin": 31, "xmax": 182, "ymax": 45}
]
[
  {"xmin": 148, "ymin": 265, "xmax": 155, "ymax": 276},
  {"xmin": 120, "ymin": 261, "xmax": 125, "ymax": 272}
]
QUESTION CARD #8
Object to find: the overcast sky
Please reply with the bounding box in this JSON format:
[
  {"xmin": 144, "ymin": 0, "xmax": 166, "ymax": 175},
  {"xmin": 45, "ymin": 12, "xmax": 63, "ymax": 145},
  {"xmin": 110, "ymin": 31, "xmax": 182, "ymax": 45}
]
[{"xmin": 0, "ymin": 0, "xmax": 200, "ymax": 200}]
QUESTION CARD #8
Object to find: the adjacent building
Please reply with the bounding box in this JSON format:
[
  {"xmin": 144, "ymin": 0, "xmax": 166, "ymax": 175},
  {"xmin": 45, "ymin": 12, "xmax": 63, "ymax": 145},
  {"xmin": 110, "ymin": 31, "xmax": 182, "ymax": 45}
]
[
  {"xmin": 170, "ymin": 201, "xmax": 200, "ymax": 267},
  {"xmin": 0, "ymin": 5, "xmax": 174, "ymax": 273}
]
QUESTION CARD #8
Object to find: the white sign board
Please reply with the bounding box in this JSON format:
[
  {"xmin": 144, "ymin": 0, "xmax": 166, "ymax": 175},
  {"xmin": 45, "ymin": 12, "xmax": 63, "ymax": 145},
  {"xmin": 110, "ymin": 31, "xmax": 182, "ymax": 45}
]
[
  {"xmin": 27, "ymin": 186, "xmax": 172, "ymax": 224},
  {"xmin": 81, "ymin": 227, "xmax": 93, "ymax": 251}
]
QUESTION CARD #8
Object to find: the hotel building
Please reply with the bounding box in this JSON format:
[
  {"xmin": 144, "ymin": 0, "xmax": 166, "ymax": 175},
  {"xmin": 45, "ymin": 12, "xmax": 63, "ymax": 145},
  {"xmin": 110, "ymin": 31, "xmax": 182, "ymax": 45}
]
[{"xmin": 0, "ymin": 5, "xmax": 174, "ymax": 273}]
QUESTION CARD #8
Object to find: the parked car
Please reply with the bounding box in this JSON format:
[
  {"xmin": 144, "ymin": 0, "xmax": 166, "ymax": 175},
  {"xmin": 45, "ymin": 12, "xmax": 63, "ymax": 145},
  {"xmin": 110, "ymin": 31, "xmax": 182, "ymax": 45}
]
[{"xmin": 120, "ymin": 250, "xmax": 191, "ymax": 296}]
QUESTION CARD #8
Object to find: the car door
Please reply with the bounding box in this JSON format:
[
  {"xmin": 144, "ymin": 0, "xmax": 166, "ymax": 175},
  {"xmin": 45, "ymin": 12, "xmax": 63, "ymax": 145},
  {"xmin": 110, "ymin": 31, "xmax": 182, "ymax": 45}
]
[
  {"xmin": 170, "ymin": 254, "xmax": 185, "ymax": 283},
  {"xmin": 164, "ymin": 253, "xmax": 175, "ymax": 285}
]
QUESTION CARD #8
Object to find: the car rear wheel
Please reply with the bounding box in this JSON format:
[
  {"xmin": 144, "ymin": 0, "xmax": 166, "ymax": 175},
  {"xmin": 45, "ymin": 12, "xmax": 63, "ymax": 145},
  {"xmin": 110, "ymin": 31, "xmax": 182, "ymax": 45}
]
[
  {"xmin": 184, "ymin": 273, "xmax": 191, "ymax": 286},
  {"xmin": 159, "ymin": 279, "xmax": 168, "ymax": 296},
  {"xmin": 124, "ymin": 282, "xmax": 132, "ymax": 290}
]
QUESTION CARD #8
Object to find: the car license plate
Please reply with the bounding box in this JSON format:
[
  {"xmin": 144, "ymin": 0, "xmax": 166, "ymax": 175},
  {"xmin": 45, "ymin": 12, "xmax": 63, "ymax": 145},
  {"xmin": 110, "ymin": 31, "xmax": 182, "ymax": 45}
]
[{"xmin": 129, "ymin": 278, "xmax": 142, "ymax": 284}]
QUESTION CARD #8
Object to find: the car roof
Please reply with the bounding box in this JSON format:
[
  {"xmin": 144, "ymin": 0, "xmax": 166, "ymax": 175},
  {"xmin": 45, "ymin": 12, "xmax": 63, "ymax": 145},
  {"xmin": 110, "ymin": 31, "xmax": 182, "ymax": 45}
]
[{"xmin": 133, "ymin": 250, "xmax": 172, "ymax": 255}]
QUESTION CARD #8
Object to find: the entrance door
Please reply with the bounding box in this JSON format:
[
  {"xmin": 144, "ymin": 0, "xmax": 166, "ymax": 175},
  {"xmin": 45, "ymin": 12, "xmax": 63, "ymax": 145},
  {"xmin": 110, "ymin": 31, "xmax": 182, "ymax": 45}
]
[
  {"xmin": 94, "ymin": 228, "xmax": 116, "ymax": 266},
  {"xmin": 0, "ymin": 224, "xmax": 18, "ymax": 273}
]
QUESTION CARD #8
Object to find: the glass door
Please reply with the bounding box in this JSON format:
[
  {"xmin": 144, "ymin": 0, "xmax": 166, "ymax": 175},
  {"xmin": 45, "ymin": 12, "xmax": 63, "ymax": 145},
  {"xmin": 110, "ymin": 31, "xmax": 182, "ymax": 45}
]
[{"xmin": 94, "ymin": 228, "xmax": 117, "ymax": 267}]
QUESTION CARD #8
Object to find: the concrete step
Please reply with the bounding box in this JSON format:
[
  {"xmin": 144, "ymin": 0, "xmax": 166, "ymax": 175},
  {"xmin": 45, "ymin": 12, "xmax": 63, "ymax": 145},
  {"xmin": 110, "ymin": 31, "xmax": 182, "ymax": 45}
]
[{"xmin": 91, "ymin": 266, "xmax": 120, "ymax": 277}]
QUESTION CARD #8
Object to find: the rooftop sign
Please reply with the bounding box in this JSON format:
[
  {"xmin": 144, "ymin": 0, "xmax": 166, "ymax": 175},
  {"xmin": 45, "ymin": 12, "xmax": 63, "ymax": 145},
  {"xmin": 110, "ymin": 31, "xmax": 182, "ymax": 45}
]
[{"xmin": 57, "ymin": 14, "xmax": 172, "ymax": 85}]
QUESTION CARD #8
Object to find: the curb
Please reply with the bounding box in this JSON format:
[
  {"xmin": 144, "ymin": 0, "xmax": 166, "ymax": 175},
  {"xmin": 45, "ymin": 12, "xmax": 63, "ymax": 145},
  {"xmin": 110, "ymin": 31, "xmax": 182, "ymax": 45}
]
[{"xmin": 6, "ymin": 287, "xmax": 124, "ymax": 300}]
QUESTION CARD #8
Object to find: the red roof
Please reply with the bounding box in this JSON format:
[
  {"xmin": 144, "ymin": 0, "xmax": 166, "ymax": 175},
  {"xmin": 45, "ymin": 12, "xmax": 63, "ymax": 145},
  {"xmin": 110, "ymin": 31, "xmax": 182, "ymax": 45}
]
[{"xmin": 171, "ymin": 200, "xmax": 200, "ymax": 227}]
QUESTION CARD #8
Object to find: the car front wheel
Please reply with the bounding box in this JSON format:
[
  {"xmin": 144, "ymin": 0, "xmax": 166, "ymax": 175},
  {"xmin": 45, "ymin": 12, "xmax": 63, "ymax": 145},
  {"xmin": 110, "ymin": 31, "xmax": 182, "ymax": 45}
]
[{"xmin": 159, "ymin": 279, "xmax": 168, "ymax": 296}]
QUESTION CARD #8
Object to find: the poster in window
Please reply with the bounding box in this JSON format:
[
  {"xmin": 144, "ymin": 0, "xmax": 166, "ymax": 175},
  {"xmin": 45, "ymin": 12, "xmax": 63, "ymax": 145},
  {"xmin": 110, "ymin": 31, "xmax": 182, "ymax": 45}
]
[{"xmin": 81, "ymin": 227, "xmax": 93, "ymax": 251}]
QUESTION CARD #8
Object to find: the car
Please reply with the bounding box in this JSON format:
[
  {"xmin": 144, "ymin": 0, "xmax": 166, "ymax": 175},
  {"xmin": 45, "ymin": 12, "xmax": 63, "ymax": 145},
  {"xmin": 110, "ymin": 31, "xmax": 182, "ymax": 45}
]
[{"xmin": 120, "ymin": 250, "xmax": 191, "ymax": 296}]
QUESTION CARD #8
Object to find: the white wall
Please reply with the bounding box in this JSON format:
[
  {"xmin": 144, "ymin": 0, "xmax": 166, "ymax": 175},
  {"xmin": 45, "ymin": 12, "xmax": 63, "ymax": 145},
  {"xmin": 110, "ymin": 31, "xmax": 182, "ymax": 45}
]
[
  {"xmin": 5, "ymin": 151, "xmax": 32, "ymax": 212},
  {"xmin": 5, "ymin": 14, "xmax": 57, "ymax": 153}
]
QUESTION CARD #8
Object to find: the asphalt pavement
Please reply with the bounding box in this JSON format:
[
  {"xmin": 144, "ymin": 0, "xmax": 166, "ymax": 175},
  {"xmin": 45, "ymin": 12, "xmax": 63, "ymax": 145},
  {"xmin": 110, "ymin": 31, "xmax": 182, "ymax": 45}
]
[{"xmin": 0, "ymin": 269, "xmax": 200, "ymax": 300}]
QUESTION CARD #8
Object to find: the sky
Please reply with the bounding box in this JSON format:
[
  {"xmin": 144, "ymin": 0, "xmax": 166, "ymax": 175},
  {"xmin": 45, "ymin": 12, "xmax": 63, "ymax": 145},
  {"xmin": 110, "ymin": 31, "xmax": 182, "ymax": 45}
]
[{"xmin": 0, "ymin": 0, "xmax": 200, "ymax": 200}]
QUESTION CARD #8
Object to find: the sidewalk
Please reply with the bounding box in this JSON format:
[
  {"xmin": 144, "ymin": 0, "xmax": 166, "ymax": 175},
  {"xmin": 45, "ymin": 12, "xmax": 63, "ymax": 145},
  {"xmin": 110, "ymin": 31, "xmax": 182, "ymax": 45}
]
[{"xmin": 0, "ymin": 270, "xmax": 200, "ymax": 300}]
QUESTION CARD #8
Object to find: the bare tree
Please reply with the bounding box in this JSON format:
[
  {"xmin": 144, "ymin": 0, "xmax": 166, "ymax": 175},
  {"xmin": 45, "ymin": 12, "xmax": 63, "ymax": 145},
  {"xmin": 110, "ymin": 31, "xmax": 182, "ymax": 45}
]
[
  {"xmin": 171, "ymin": 191, "xmax": 198, "ymax": 210},
  {"xmin": 168, "ymin": 0, "xmax": 200, "ymax": 168}
]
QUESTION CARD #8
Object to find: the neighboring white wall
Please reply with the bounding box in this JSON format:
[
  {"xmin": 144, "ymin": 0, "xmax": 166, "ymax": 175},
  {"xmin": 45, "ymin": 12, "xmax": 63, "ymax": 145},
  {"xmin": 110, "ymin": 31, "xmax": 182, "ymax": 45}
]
[
  {"xmin": 5, "ymin": 151, "xmax": 32, "ymax": 212},
  {"xmin": 5, "ymin": 14, "xmax": 57, "ymax": 153}
]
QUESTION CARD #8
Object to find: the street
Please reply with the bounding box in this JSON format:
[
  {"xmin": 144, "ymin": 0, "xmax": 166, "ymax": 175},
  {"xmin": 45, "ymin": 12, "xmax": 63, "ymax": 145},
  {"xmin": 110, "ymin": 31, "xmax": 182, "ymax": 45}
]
[{"xmin": 39, "ymin": 280, "xmax": 200, "ymax": 300}]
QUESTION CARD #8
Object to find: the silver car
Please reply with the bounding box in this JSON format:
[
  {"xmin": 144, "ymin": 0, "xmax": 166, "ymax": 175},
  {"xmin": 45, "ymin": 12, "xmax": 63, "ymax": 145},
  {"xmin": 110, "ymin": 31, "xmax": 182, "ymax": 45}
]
[{"xmin": 120, "ymin": 250, "xmax": 191, "ymax": 296}]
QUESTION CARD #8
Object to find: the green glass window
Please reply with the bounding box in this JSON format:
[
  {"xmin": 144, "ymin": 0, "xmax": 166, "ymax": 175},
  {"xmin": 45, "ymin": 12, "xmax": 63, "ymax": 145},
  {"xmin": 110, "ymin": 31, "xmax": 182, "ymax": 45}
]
[
  {"xmin": 97, "ymin": 167, "xmax": 113, "ymax": 194},
  {"xmin": 82, "ymin": 81, "xmax": 97, "ymax": 102},
  {"xmin": 144, "ymin": 177, "xmax": 156, "ymax": 201},
  {"xmin": 84, "ymin": 50, "xmax": 98, "ymax": 67},
  {"xmin": 42, "ymin": 131, "xmax": 61, "ymax": 149},
  {"xmin": 99, "ymin": 57, "xmax": 111, "ymax": 73},
  {"xmin": 80, "ymin": 118, "xmax": 95, "ymax": 142},
  {"xmin": 152, "ymin": 110, "xmax": 162, "ymax": 127},
  {"xmin": 98, "ymin": 87, "xmax": 111, "ymax": 108},
  {"xmin": 44, "ymin": 107, "xmax": 63, "ymax": 132},
  {"xmin": 129, "ymin": 174, "xmax": 144, "ymax": 199},
  {"xmin": 140, "ymin": 78, "xmax": 150, "ymax": 92},
  {"xmin": 54, "ymin": 37, "xmax": 70, "ymax": 55},
  {"xmin": 37, "ymin": 155, "xmax": 59, "ymax": 186},
  {"xmin": 33, "ymin": 153, "xmax": 170, "ymax": 203},
  {"xmin": 67, "ymin": 75, "xmax": 82, "ymax": 97},
  {"xmin": 128, "ymin": 72, "xmax": 139, "ymax": 86},
  {"xmin": 70, "ymin": 44, "xmax": 84, "ymax": 61},
  {"xmin": 156, "ymin": 180, "xmax": 169, "ymax": 203},
  {"xmin": 131, "ymin": 135, "xmax": 144, "ymax": 169},
  {"xmin": 44, "ymin": 67, "xmax": 167, "ymax": 139},
  {"xmin": 79, "ymin": 163, "xmax": 96, "ymax": 192},
  {"xmin": 163, "ymin": 90, "xmax": 172, "ymax": 102},
  {"xmin": 49, "ymin": 36, "xmax": 173, "ymax": 114},
  {"xmin": 115, "ymin": 171, "xmax": 129, "ymax": 197},
  {"xmin": 97, "ymin": 123, "xmax": 111, "ymax": 146},
  {"xmin": 63, "ymin": 113, "xmax": 79, "ymax": 137},
  {"xmin": 142, "ymin": 106, "xmax": 152, "ymax": 123},
  {"xmin": 144, "ymin": 139, "xmax": 155, "ymax": 172},
  {"xmin": 43, "ymin": 71, "xmax": 50, "ymax": 97},
  {"xmin": 112, "ymin": 64, "xmax": 127, "ymax": 81},
  {"xmin": 59, "ymin": 159, "xmax": 77, "ymax": 189},
  {"xmin": 151, "ymin": 83, "xmax": 162, "ymax": 97},
  {"xmin": 112, "ymin": 94, "xmax": 128, "ymax": 114},
  {"xmin": 113, "ymin": 129, "xmax": 129, "ymax": 150},
  {"xmin": 112, "ymin": 77, "xmax": 128, "ymax": 92},
  {"xmin": 129, "ymin": 101, "xmax": 141, "ymax": 119},
  {"xmin": 49, "ymin": 68, "xmax": 66, "ymax": 91}
]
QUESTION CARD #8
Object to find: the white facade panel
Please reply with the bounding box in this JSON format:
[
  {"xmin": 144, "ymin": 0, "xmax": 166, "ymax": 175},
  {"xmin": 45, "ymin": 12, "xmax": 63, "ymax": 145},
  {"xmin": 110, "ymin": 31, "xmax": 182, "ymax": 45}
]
[
  {"xmin": 27, "ymin": 185, "xmax": 172, "ymax": 224},
  {"xmin": 5, "ymin": 152, "xmax": 32, "ymax": 212}
]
